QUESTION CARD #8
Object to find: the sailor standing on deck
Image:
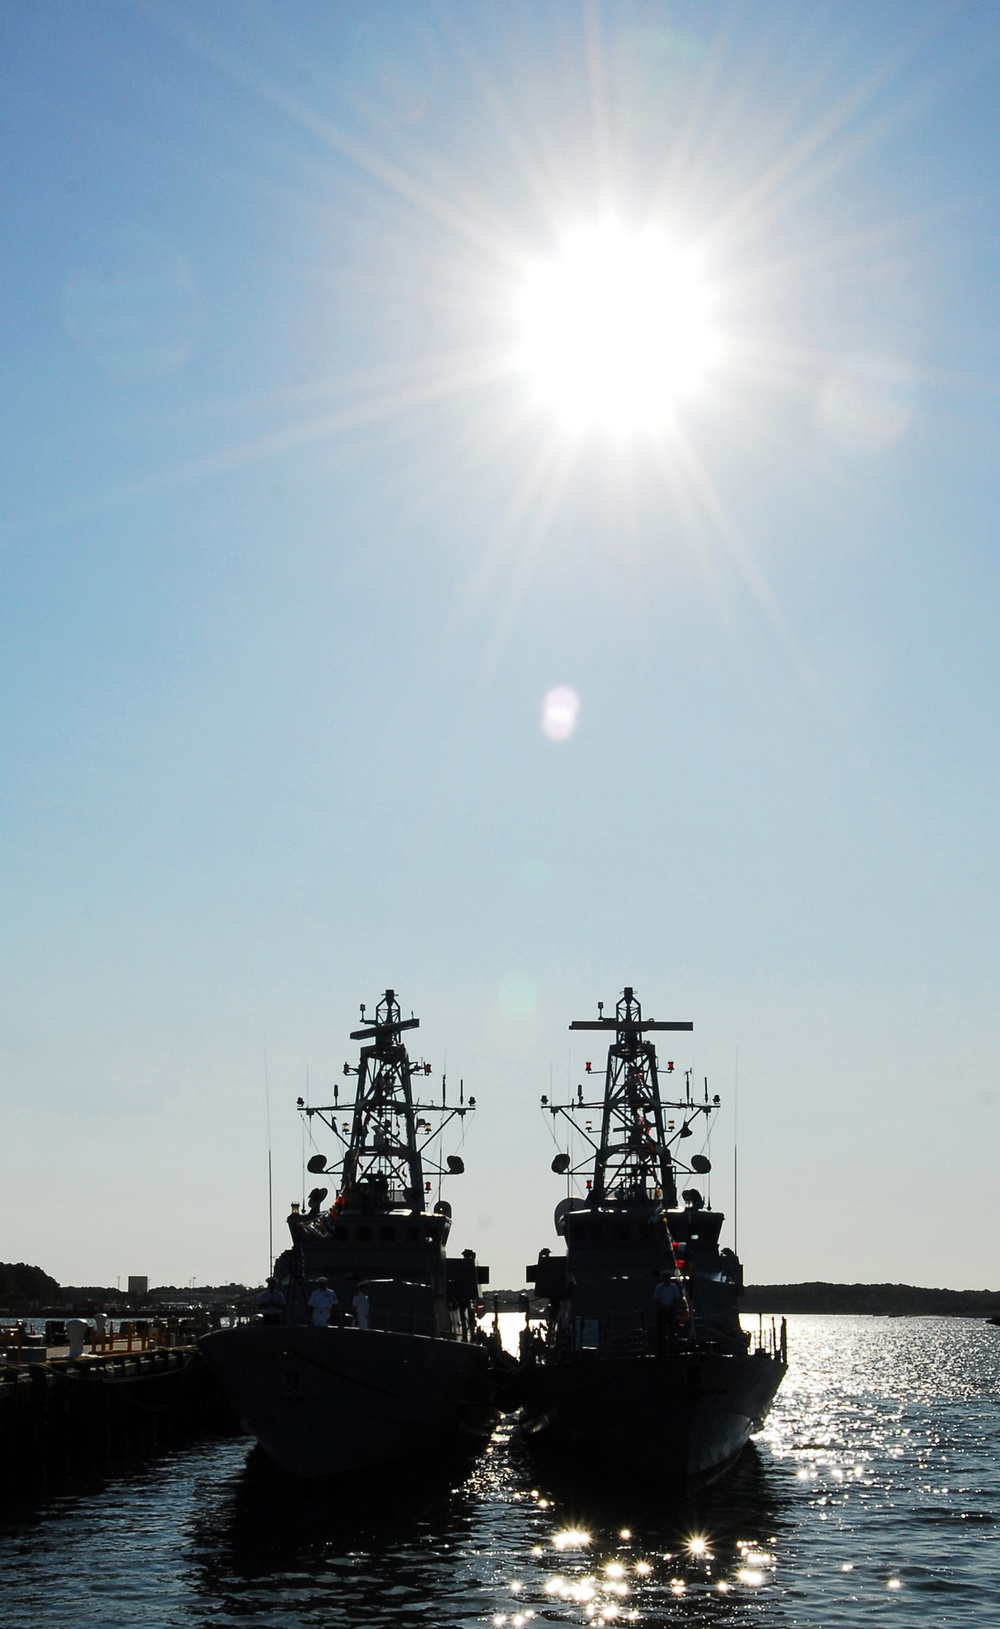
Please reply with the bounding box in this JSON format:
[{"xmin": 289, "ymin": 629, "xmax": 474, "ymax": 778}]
[
  {"xmin": 257, "ymin": 1277, "xmax": 285, "ymax": 1325},
  {"xmin": 307, "ymin": 1277, "xmax": 338, "ymax": 1327},
  {"xmin": 653, "ymin": 1269, "xmax": 681, "ymax": 1355},
  {"xmin": 352, "ymin": 1282, "xmax": 371, "ymax": 1330}
]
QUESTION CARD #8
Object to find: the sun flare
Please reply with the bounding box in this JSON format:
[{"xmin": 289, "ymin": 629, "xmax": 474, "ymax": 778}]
[{"xmin": 517, "ymin": 223, "xmax": 718, "ymax": 433}]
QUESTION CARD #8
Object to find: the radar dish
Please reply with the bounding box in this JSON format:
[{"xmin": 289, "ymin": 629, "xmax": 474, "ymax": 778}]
[
  {"xmin": 306, "ymin": 1154, "xmax": 328, "ymax": 1174},
  {"xmin": 691, "ymin": 1154, "xmax": 712, "ymax": 1174},
  {"xmin": 551, "ymin": 1152, "xmax": 571, "ymax": 1174},
  {"xmin": 446, "ymin": 1155, "xmax": 465, "ymax": 1174}
]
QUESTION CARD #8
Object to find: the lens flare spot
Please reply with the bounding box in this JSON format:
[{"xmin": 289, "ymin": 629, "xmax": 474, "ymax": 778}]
[
  {"xmin": 497, "ymin": 973, "xmax": 539, "ymax": 1020},
  {"xmin": 541, "ymin": 686, "xmax": 580, "ymax": 742},
  {"xmin": 818, "ymin": 355, "xmax": 915, "ymax": 449},
  {"xmin": 63, "ymin": 228, "xmax": 198, "ymax": 382}
]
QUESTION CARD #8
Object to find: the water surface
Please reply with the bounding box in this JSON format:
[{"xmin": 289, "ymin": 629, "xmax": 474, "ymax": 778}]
[{"xmin": 1, "ymin": 1315, "xmax": 997, "ymax": 1626}]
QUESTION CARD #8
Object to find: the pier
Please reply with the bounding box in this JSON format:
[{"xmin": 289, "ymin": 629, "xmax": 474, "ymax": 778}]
[{"xmin": 0, "ymin": 1339, "xmax": 238, "ymax": 1499}]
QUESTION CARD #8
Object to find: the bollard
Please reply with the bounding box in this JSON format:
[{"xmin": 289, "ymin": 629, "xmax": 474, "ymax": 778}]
[{"xmin": 67, "ymin": 1319, "xmax": 88, "ymax": 1360}]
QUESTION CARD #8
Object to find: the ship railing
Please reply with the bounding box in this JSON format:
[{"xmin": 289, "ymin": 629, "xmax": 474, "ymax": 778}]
[
  {"xmin": 601, "ymin": 1326, "xmax": 647, "ymax": 1359},
  {"xmin": 565, "ymin": 1310, "xmax": 770, "ymax": 1359},
  {"xmin": 571, "ymin": 1311, "xmax": 659, "ymax": 1357},
  {"xmin": 748, "ymin": 1315, "xmax": 787, "ymax": 1362}
]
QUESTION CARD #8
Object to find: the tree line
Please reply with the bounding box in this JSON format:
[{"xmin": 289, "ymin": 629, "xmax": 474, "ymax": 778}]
[
  {"xmin": 743, "ymin": 1282, "xmax": 1000, "ymax": 1316},
  {"xmin": 0, "ymin": 1262, "xmax": 61, "ymax": 1308}
]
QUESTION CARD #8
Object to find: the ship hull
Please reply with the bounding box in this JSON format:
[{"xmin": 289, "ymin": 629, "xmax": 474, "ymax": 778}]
[
  {"xmin": 200, "ymin": 1325, "xmax": 495, "ymax": 1479},
  {"xmin": 517, "ymin": 1348, "xmax": 785, "ymax": 1487}
]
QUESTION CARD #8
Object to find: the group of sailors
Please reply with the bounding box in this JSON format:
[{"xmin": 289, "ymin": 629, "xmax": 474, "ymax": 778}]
[
  {"xmin": 259, "ymin": 1264, "xmax": 692, "ymax": 1347},
  {"xmin": 256, "ymin": 1276, "xmax": 371, "ymax": 1329}
]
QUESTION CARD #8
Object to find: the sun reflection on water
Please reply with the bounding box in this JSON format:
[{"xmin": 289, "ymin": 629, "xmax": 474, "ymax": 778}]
[{"xmin": 483, "ymin": 1316, "xmax": 1000, "ymax": 1627}]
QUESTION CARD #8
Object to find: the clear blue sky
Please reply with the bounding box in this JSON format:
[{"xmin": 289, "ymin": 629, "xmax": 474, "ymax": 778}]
[{"xmin": 2, "ymin": 1, "xmax": 999, "ymax": 1291}]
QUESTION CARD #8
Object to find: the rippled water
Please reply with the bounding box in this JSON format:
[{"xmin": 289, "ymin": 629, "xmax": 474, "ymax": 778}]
[{"xmin": 1, "ymin": 1316, "xmax": 997, "ymax": 1626}]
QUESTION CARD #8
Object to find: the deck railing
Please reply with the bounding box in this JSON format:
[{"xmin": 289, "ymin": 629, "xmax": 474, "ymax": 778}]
[{"xmin": 532, "ymin": 1308, "xmax": 788, "ymax": 1361}]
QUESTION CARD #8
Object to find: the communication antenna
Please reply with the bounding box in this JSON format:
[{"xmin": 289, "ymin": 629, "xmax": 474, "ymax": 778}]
[
  {"xmin": 733, "ymin": 1047, "xmax": 739, "ymax": 1257},
  {"xmin": 264, "ymin": 1047, "xmax": 274, "ymax": 1274},
  {"xmin": 301, "ymin": 1065, "xmax": 309, "ymax": 1208}
]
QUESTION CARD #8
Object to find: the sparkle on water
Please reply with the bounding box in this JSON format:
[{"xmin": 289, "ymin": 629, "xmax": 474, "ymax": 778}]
[{"xmin": 0, "ymin": 1318, "xmax": 998, "ymax": 1626}]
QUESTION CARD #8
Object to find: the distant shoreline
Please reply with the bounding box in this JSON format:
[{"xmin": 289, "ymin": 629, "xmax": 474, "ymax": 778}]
[
  {"xmin": 742, "ymin": 1283, "xmax": 1000, "ymax": 1317},
  {"xmin": 3, "ymin": 1276, "xmax": 999, "ymax": 1321},
  {"xmin": 486, "ymin": 1282, "xmax": 1000, "ymax": 1318}
]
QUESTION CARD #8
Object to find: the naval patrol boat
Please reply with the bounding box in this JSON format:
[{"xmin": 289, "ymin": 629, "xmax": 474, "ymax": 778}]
[
  {"xmin": 517, "ymin": 986, "xmax": 785, "ymax": 1486},
  {"xmin": 200, "ymin": 989, "xmax": 494, "ymax": 1477}
]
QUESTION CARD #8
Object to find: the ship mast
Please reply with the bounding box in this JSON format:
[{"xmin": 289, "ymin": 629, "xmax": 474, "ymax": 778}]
[
  {"xmin": 341, "ymin": 988, "xmax": 424, "ymax": 1206},
  {"xmin": 543, "ymin": 987, "xmax": 718, "ymax": 1207},
  {"xmin": 300, "ymin": 989, "xmax": 474, "ymax": 1212},
  {"xmin": 570, "ymin": 986, "xmax": 693, "ymax": 1205}
]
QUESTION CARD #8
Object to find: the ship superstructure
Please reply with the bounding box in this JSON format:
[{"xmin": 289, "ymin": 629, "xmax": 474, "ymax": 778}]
[{"xmin": 282, "ymin": 987, "xmax": 484, "ymax": 1336}]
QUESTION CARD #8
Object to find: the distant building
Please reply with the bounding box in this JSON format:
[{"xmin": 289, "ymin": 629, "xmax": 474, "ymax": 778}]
[{"xmin": 128, "ymin": 1276, "xmax": 149, "ymax": 1298}]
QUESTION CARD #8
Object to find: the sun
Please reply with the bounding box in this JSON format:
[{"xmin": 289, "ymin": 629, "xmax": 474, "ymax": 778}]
[{"xmin": 516, "ymin": 223, "xmax": 718, "ymax": 434}]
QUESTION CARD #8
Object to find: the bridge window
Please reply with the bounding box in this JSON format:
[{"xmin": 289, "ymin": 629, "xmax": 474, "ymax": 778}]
[{"xmin": 380, "ymin": 1226, "xmax": 395, "ymax": 1242}]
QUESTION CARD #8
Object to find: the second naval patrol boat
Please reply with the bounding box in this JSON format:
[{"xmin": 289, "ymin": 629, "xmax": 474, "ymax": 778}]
[
  {"xmin": 517, "ymin": 986, "xmax": 785, "ymax": 1486},
  {"xmin": 200, "ymin": 989, "xmax": 494, "ymax": 1477}
]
